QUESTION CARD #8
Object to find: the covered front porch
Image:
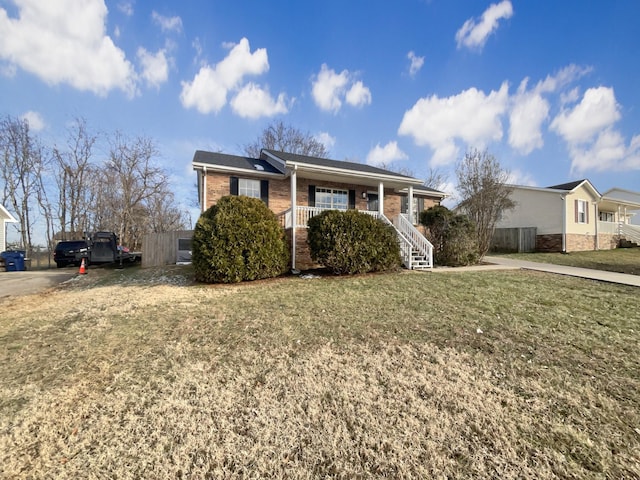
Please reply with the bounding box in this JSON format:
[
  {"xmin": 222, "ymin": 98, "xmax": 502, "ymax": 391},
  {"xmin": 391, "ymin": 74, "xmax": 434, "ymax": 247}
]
[{"xmin": 278, "ymin": 205, "xmax": 433, "ymax": 271}]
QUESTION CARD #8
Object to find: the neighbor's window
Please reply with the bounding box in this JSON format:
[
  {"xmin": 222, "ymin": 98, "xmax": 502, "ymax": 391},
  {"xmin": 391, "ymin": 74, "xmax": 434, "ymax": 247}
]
[
  {"xmin": 577, "ymin": 200, "xmax": 588, "ymax": 223},
  {"xmin": 599, "ymin": 211, "xmax": 615, "ymax": 222},
  {"xmin": 315, "ymin": 188, "xmax": 348, "ymax": 210},
  {"xmin": 238, "ymin": 178, "xmax": 261, "ymax": 199}
]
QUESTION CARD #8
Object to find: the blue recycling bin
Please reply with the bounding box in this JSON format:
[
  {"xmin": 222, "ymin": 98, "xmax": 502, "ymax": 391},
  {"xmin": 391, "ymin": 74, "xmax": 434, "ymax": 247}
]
[{"xmin": 1, "ymin": 250, "xmax": 26, "ymax": 271}]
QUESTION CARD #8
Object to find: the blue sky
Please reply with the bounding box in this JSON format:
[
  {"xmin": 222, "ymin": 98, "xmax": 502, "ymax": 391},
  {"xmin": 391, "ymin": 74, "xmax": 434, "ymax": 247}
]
[{"xmin": 1, "ymin": 0, "xmax": 640, "ymax": 216}]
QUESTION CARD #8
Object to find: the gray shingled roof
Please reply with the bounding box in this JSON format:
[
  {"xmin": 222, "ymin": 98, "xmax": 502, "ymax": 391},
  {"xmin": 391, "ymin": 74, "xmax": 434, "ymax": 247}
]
[
  {"xmin": 262, "ymin": 149, "xmax": 418, "ymax": 180},
  {"xmin": 193, "ymin": 150, "xmax": 284, "ymax": 174},
  {"xmin": 547, "ymin": 180, "xmax": 586, "ymax": 191}
]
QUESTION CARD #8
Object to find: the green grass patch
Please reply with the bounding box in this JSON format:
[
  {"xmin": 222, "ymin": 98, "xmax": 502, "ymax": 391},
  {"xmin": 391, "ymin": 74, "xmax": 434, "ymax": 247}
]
[{"xmin": 498, "ymin": 247, "xmax": 640, "ymax": 275}]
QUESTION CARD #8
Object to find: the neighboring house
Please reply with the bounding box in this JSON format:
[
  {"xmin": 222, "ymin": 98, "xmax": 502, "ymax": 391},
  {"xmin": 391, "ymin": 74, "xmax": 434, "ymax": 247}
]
[
  {"xmin": 192, "ymin": 149, "xmax": 447, "ymax": 270},
  {"xmin": 1, "ymin": 204, "xmax": 18, "ymax": 253},
  {"xmin": 495, "ymin": 179, "xmax": 640, "ymax": 252}
]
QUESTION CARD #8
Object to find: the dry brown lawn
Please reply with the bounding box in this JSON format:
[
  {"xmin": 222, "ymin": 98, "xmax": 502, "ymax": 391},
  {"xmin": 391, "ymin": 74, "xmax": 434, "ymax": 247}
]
[{"xmin": 1, "ymin": 266, "xmax": 639, "ymax": 479}]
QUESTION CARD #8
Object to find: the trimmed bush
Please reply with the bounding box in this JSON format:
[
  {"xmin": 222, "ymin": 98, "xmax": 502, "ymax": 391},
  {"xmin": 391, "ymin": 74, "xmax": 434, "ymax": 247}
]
[
  {"xmin": 307, "ymin": 210, "xmax": 401, "ymax": 274},
  {"xmin": 420, "ymin": 205, "xmax": 479, "ymax": 266},
  {"xmin": 192, "ymin": 195, "xmax": 290, "ymax": 283}
]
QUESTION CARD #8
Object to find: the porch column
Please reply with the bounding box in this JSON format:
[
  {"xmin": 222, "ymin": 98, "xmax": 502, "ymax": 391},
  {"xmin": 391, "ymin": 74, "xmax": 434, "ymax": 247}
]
[
  {"xmin": 202, "ymin": 166, "xmax": 207, "ymax": 211},
  {"xmin": 291, "ymin": 168, "xmax": 297, "ymax": 270},
  {"xmin": 378, "ymin": 182, "xmax": 384, "ymax": 216},
  {"xmin": 594, "ymin": 201, "xmax": 599, "ymax": 250},
  {"xmin": 408, "ymin": 185, "xmax": 414, "ymax": 224}
]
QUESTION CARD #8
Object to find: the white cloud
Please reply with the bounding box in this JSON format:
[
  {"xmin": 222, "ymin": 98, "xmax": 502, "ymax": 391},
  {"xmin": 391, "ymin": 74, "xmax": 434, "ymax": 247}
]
[
  {"xmin": 568, "ymin": 129, "xmax": 627, "ymax": 173},
  {"xmin": 311, "ymin": 64, "xmax": 349, "ymax": 113},
  {"xmin": 151, "ymin": 11, "xmax": 182, "ymax": 33},
  {"xmin": 311, "ymin": 64, "xmax": 371, "ymax": 113},
  {"xmin": 505, "ymin": 65, "xmax": 591, "ymax": 156},
  {"xmin": 398, "ymin": 82, "xmax": 509, "ymax": 166},
  {"xmin": 20, "ymin": 110, "xmax": 45, "ymax": 131},
  {"xmin": 137, "ymin": 47, "xmax": 169, "ymax": 89},
  {"xmin": 548, "ymin": 86, "xmax": 640, "ymax": 173},
  {"xmin": 117, "ymin": 1, "xmax": 134, "ymax": 17},
  {"xmin": 230, "ymin": 83, "xmax": 288, "ymax": 119},
  {"xmin": 535, "ymin": 64, "xmax": 592, "ymax": 94},
  {"xmin": 550, "ymin": 87, "xmax": 621, "ymax": 144},
  {"xmin": 455, "ymin": 0, "xmax": 513, "ymax": 50},
  {"xmin": 366, "ymin": 141, "xmax": 408, "ymax": 165},
  {"xmin": 345, "ymin": 81, "xmax": 372, "ymax": 108},
  {"xmin": 315, "ymin": 132, "xmax": 336, "ymax": 150},
  {"xmin": 407, "ymin": 51, "xmax": 424, "ymax": 77},
  {"xmin": 0, "ymin": 0, "xmax": 137, "ymax": 96},
  {"xmin": 508, "ymin": 79, "xmax": 550, "ymax": 154},
  {"xmin": 507, "ymin": 169, "xmax": 537, "ymax": 187},
  {"xmin": 180, "ymin": 38, "xmax": 269, "ymax": 114}
]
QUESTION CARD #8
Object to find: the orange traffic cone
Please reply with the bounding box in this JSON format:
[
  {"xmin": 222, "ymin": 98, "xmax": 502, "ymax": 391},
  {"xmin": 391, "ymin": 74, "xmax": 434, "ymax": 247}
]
[{"xmin": 79, "ymin": 258, "xmax": 87, "ymax": 275}]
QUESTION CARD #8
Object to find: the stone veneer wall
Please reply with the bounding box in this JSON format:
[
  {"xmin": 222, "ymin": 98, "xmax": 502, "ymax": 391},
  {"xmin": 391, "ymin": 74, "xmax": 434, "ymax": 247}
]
[{"xmin": 536, "ymin": 233, "xmax": 618, "ymax": 252}]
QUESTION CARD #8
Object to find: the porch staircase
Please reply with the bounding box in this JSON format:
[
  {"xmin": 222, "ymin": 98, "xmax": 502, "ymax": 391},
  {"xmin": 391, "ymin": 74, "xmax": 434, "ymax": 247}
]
[
  {"xmin": 619, "ymin": 223, "xmax": 640, "ymax": 247},
  {"xmin": 410, "ymin": 248, "xmax": 431, "ymax": 269},
  {"xmin": 391, "ymin": 214, "xmax": 433, "ymax": 270}
]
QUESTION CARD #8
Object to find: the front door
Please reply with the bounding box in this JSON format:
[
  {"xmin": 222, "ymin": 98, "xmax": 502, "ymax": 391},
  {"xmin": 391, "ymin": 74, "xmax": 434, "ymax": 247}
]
[{"xmin": 367, "ymin": 193, "xmax": 378, "ymax": 212}]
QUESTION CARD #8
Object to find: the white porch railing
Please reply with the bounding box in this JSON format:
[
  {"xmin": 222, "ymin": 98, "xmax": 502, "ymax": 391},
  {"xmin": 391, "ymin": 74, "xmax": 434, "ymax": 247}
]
[
  {"xmin": 277, "ymin": 206, "xmax": 334, "ymax": 229},
  {"xmin": 620, "ymin": 223, "xmax": 640, "ymax": 245},
  {"xmin": 277, "ymin": 206, "xmax": 433, "ymax": 270},
  {"xmin": 597, "ymin": 221, "xmax": 618, "ymax": 235},
  {"xmin": 394, "ymin": 214, "xmax": 433, "ymax": 269}
]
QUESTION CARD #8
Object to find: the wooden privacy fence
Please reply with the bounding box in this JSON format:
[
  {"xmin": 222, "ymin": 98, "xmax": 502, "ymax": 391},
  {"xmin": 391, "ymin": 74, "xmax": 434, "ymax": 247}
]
[
  {"xmin": 142, "ymin": 230, "xmax": 194, "ymax": 268},
  {"xmin": 491, "ymin": 227, "xmax": 537, "ymax": 253}
]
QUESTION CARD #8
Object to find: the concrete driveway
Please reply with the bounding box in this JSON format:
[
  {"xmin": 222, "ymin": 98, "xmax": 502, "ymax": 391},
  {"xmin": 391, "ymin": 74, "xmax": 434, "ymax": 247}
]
[{"xmin": 0, "ymin": 269, "xmax": 77, "ymax": 298}]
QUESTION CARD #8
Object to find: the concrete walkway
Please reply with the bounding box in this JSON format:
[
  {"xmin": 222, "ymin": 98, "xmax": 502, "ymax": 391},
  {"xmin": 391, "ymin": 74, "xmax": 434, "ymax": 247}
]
[{"xmin": 482, "ymin": 256, "xmax": 640, "ymax": 287}]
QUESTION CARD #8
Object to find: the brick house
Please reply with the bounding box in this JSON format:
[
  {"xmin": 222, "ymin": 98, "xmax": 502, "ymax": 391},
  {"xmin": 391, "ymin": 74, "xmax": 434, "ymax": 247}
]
[
  {"xmin": 192, "ymin": 149, "xmax": 447, "ymax": 270},
  {"xmin": 495, "ymin": 179, "xmax": 640, "ymax": 252}
]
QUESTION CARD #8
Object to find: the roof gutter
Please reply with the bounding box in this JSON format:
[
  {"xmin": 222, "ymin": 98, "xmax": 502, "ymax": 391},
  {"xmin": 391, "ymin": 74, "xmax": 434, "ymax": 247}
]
[
  {"xmin": 192, "ymin": 162, "xmax": 285, "ymax": 178},
  {"xmin": 285, "ymin": 161, "xmax": 425, "ymax": 186}
]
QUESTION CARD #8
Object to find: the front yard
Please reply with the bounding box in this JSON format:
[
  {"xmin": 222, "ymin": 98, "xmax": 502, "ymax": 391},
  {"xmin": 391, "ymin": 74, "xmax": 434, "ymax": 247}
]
[{"xmin": 1, "ymin": 266, "xmax": 638, "ymax": 478}]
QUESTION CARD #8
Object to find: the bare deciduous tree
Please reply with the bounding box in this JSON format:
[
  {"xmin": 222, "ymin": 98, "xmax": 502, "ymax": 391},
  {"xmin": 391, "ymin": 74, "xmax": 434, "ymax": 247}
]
[
  {"xmin": 0, "ymin": 116, "xmax": 46, "ymax": 254},
  {"xmin": 104, "ymin": 132, "xmax": 167, "ymax": 249},
  {"xmin": 52, "ymin": 118, "xmax": 97, "ymax": 239},
  {"xmin": 244, "ymin": 121, "xmax": 329, "ymax": 158},
  {"xmin": 423, "ymin": 167, "xmax": 449, "ymax": 191},
  {"xmin": 456, "ymin": 148, "xmax": 515, "ymax": 258}
]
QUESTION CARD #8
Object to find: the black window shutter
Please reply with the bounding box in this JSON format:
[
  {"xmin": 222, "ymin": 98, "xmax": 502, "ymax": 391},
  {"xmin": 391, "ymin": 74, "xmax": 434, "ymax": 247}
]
[
  {"xmin": 260, "ymin": 180, "xmax": 269, "ymax": 206},
  {"xmin": 348, "ymin": 189, "xmax": 356, "ymax": 209},
  {"xmin": 418, "ymin": 197, "xmax": 425, "ymax": 213},
  {"xmin": 230, "ymin": 176, "xmax": 239, "ymax": 196},
  {"xmin": 401, "ymin": 196, "xmax": 408, "ymax": 213},
  {"xmin": 308, "ymin": 185, "xmax": 315, "ymax": 207}
]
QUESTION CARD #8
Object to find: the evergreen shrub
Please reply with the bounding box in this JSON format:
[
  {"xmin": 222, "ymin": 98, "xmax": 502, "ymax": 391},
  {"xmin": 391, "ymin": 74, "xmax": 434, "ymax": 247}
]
[
  {"xmin": 420, "ymin": 205, "xmax": 479, "ymax": 266},
  {"xmin": 192, "ymin": 195, "xmax": 289, "ymax": 283},
  {"xmin": 307, "ymin": 209, "xmax": 401, "ymax": 274}
]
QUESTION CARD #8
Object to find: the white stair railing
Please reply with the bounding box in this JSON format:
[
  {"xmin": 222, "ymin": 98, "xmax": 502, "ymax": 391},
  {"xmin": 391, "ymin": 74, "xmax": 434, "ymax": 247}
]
[
  {"xmin": 620, "ymin": 223, "xmax": 640, "ymax": 245},
  {"xmin": 394, "ymin": 214, "xmax": 433, "ymax": 269}
]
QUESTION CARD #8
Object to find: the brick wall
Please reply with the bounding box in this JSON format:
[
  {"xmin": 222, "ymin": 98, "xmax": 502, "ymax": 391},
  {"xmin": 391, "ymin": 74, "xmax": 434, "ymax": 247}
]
[
  {"xmin": 204, "ymin": 171, "xmax": 440, "ymax": 217},
  {"xmin": 536, "ymin": 234, "xmax": 563, "ymax": 252}
]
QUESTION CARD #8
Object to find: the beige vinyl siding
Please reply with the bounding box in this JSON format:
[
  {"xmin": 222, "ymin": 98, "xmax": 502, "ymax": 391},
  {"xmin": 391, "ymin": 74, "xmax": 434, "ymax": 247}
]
[
  {"xmin": 565, "ymin": 186, "xmax": 598, "ymax": 235},
  {"xmin": 496, "ymin": 188, "xmax": 563, "ymax": 234}
]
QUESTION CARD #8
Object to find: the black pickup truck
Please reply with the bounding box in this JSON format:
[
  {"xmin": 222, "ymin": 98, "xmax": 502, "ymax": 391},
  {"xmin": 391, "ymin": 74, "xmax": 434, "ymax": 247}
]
[
  {"xmin": 54, "ymin": 239, "xmax": 89, "ymax": 268},
  {"xmin": 54, "ymin": 232, "xmax": 141, "ymax": 268}
]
